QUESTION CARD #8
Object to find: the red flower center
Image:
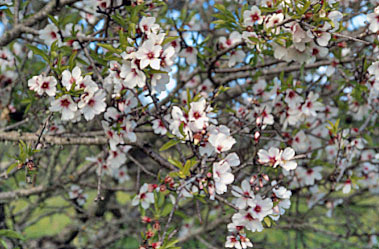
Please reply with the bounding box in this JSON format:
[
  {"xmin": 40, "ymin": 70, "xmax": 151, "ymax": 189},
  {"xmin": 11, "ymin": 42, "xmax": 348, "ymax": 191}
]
[
  {"xmin": 254, "ymin": 205, "xmax": 262, "ymax": 213},
  {"xmin": 101, "ymin": 2, "xmax": 107, "ymax": 8},
  {"xmin": 41, "ymin": 82, "xmax": 49, "ymax": 89},
  {"xmin": 50, "ymin": 32, "xmax": 57, "ymax": 39},
  {"xmin": 245, "ymin": 213, "xmax": 254, "ymax": 221},
  {"xmin": 269, "ymin": 156, "xmax": 277, "ymax": 165},
  {"xmin": 60, "ymin": 99, "xmax": 71, "ymax": 108},
  {"xmin": 251, "ymin": 13, "xmax": 259, "ymax": 21},
  {"xmin": 193, "ymin": 111, "xmax": 201, "ymax": 119},
  {"xmin": 88, "ymin": 99, "xmax": 95, "ymax": 107},
  {"xmin": 147, "ymin": 51, "xmax": 155, "ymax": 59},
  {"xmin": 186, "ymin": 47, "xmax": 193, "ymax": 53}
]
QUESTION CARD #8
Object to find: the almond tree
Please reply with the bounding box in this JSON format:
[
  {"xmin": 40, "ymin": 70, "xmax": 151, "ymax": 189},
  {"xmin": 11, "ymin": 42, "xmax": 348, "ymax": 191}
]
[{"xmin": 0, "ymin": 0, "xmax": 378, "ymax": 248}]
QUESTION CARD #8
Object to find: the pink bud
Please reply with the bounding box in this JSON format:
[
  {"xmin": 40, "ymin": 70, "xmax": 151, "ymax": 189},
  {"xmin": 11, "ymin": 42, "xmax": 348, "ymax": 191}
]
[
  {"xmin": 262, "ymin": 174, "xmax": 269, "ymax": 181},
  {"xmin": 250, "ymin": 175, "xmax": 257, "ymax": 184},
  {"xmin": 273, "ymin": 205, "xmax": 280, "ymax": 213},
  {"xmin": 159, "ymin": 185, "xmax": 166, "ymax": 192},
  {"xmin": 148, "ymin": 184, "xmax": 157, "ymax": 192},
  {"xmin": 142, "ymin": 216, "xmax": 152, "ymax": 223},
  {"xmin": 254, "ymin": 131, "xmax": 260, "ymax": 141},
  {"xmin": 256, "ymin": 119, "xmax": 262, "ymax": 127}
]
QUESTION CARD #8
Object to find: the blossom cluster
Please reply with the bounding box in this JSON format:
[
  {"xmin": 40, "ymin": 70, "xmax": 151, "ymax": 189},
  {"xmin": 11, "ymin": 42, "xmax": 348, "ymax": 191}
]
[
  {"xmin": 28, "ymin": 67, "xmax": 106, "ymax": 121},
  {"xmin": 3, "ymin": 0, "xmax": 377, "ymax": 248}
]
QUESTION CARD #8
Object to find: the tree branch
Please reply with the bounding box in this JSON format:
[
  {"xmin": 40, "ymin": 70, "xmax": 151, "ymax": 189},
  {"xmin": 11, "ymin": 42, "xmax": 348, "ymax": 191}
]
[{"xmin": 0, "ymin": 0, "xmax": 79, "ymax": 47}]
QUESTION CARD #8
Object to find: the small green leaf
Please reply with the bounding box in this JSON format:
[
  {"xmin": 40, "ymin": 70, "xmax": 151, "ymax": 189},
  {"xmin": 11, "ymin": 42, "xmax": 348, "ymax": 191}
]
[
  {"xmin": 162, "ymin": 36, "xmax": 179, "ymax": 46},
  {"xmin": 158, "ymin": 192, "xmax": 165, "ymax": 208},
  {"xmin": 179, "ymin": 122, "xmax": 186, "ymax": 138},
  {"xmin": 26, "ymin": 45, "xmax": 49, "ymax": 62},
  {"xmin": 97, "ymin": 43, "xmax": 122, "ymax": 54},
  {"xmin": 159, "ymin": 140, "xmax": 180, "ymax": 152},
  {"xmin": 68, "ymin": 51, "xmax": 77, "ymax": 71},
  {"xmin": 182, "ymin": 159, "xmax": 197, "ymax": 176},
  {"xmin": 6, "ymin": 162, "xmax": 19, "ymax": 174},
  {"xmin": 164, "ymin": 239, "xmax": 179, "ymax": 248},
  {"xmin": 161, "ymin": 203, "xmax": 173, "ymax": 217},
  {"xmin": 47, "ymin": 15, "xmax": 59, "ymax": 27},
  {"xmin": 263, "ymin": 217, "xmax": 271, "ymax": 227},
  {"xmin": 149, "ymin": 69, "xmax": 169, "ymax": 74},
  {"xmin": 186, "ymin": 88, "xmax": 191, "ymax": 108},
  {"xmin": 214, "ymin": 3, "xmax": 226, "ymax": 12},
  {"xmin": 0, "ymin": 239, "xmax": 9, "ymax": 249},
  {"xmin": 168, "ymin": 157, "xmax": 182, "ymax": 169},
  {"xmin": 0, "ymin": 229, "xmax": 24, "ymax": 240}
]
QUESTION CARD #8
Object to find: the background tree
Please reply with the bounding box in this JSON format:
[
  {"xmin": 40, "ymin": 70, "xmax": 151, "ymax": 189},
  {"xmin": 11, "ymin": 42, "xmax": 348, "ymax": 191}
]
[{"xmin": 0, "ymin": 0, "xmax": 378, "ymax": 248}]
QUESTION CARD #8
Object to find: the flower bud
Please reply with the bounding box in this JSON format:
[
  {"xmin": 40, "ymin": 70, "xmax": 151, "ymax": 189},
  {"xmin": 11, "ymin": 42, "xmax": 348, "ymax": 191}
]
[
  {"xmin": 254, "ymin": 131, "xmax": 260, "ymax": 142},
  {"xmin": 159, "ymin": 185, "xmax": 166, "ymax": 192},
  {"xmin": 259, "ymin": 178, "xmax": 264, "ymax": 188},
  {"xmin": 153, "ymin": 221, "xmax": 160, "ymax": 231},
  {"xmin": 146, "ymin": 230, "xmax": 154, "ymax": 239},
  {"xmin": 250, "ymin": 175, "xmax": 257, "ymax": 184},
  {"xmin": 164, "ymin": 176, "xmax": 173, "ymax": 184},
  {"xmin": 262, "ymin": 174, "xmax": 269, "ymax": 182},
  {"xmin": 142, "ymin": 216, "xmax": 152, "ymax": 223},
  {"xmin": 273, "ymin": 205, "xmax": 280, "ymax": 213}
]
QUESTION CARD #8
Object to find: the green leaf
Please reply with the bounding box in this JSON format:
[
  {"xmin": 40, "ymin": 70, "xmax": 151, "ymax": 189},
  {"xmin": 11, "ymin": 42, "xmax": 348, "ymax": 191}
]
[
  {"xmin": 164, "ymin": 239, "xmax": 179, "ymax": 248},
  {"xmin": 263, "ymin": 217, "xmax": 271, "ymax": 227},
  {"xmin": 47, "ymin": 15, "xmax": 59, "ymax": 27},
  {"xmin": 97, "ymin": 43, "xmax": 122, "ymax": 54},
  {"xmin": 180, "ymin": 4, "xmax": 188, "ymax": 20},
  {"xmin": 119, "ymin": 29, "xmax": 128, "ymax": 49},
  {"xmin": 211, "ymin": 19, "xmax": 226, "ymax": 26},
  {"xmin": 129, "ymin": 22, "xmax": 136, "ymax": 37},
  {"xmin": 26, "ymin": 44, "xmax": 49, "ymax": 62},
  {"xmin": 149, "ymin": 69, "xmax": 169, "ymax": 74},
  {"xmin": 0, "ymin": 229, "xmax": 24, "ymax": 240},
  {"xmin": 112, "ymin": 13, "xmax": 128, "ymax": 27},
  {"xmin": 186, "ymin": 88, "xmax": 191, "ymax": 108},
  {"xmin": 182, "ymin": 159, "xmax": 197, "ymax": 176},
  {"xmin": 0, "ymin": 239, "xmax": 9, "ymax": 249},
  {"xmin": 248, "ymin": 36, "xmax": 260, "ymax": 43},
  {"xmin": 68, "ymin": 50, "xmax": 77, "ymax": 71},
  {"xmin": 6, "ymin": 162, "xmax": 19, "ymax": 174},
  {"xmin": 179, "ymin": 122, "xmax": 186, "ymax": 138},
  {"xmin": 214, "ymin": 3, "xmax": 226, "ymax": 12},
  {"xmin": 168, "ymin": 171, "xmax": 180, "ymax": 178},
  {"xmin": 161, "ymin": 203, "xmax": 173, "ymax": 217},
  {"xmin": 162, "ymin": 36, "xmax": 179, "ymax": 46},
  {"xmin": 159, "ymin": 140, "xmax": 180, "ymax": 152},
  {"xmin": 168, "ymin": 157, "xmax": 182, "ymax": 169},
  {"xmin": 158, "ymin": 192, "xmax": 165, "ymax": 208}
]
